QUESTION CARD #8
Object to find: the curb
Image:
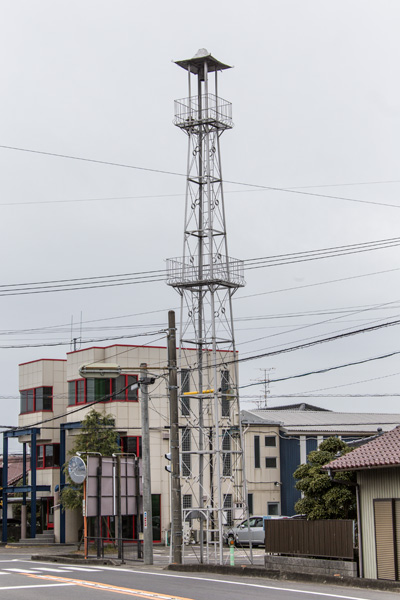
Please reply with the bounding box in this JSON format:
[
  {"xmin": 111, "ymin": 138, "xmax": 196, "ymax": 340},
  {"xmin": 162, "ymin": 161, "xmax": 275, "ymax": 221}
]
[
  {"xmin": 31, "ymin": 554, "xmax": 121, "ymax": 566},
  {"xmin": 165, "ymin": 564, "xmax": 400, "ymax": 593}
]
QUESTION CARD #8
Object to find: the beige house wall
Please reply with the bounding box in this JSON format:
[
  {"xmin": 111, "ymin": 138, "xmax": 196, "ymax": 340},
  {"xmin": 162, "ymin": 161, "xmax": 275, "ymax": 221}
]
[
  {"xmin": 243, "ymin": 425, "xmax": 282, "ymax": 515},
  {"xmin": 357, "ymin": 468, "xmax": 400, "ymax": 579},
  {"xmin": 19, "ymin": 359, "xmax": 67, "ymax": 444}
]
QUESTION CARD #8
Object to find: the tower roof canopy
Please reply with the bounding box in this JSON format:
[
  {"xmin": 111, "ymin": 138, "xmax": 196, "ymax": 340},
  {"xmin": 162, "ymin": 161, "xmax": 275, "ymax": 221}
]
[{"xmin": 174, "ymin": 48, "xmax": 232, "ymax": 74}]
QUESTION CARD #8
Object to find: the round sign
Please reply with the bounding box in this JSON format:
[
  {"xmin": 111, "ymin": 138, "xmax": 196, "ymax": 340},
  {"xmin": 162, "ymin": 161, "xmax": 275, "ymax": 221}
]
[{"xmin": 68, "ymin": 455, "xmax": 87, "ymax": 484}]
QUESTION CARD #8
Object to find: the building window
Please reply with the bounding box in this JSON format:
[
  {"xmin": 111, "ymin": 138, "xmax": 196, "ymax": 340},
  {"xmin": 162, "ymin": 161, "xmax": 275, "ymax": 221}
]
[
  {"xmin": 111, "ymin": 375, "xmax": 139, "ymax": 402},
  {"xmin": 120, "ymin": 436, "xmax": 142, "ymax": 458},
  {"xmin": 222, "ymin": 430, "xmax": 231, "ymax": 477},
  {"xmin": 221, "ymin": 370, "xmax": 230, "ymax": 417},
  {"xmin": 181, "ymin": 369, "xmax": 190, "ymax": 416},
  {"xmin": 20, "ymin": 387, "xmax": 53, "ymax": 414},
  {"xmin": 67, "ymin": 375, "xmax": 138, "ymax": 406},
  {"xmin": 268, "ymin": 502, "xmax": 279, "ymax": 516},
  {"xmin": 265, "ymin": 436, "xmax": 276, "ymax": 447},
  {"xmin": 265, "ymin": 457, "xmax": 277, "ymax": 468},
  {"xmin": 254, "ymin": 435, "xmax": 260, "ymax": 468},
  {"xmin": 223, "ymin": 493, "xmax": 233, "ymax": 526},
  {"xmin": 181, "ymin": 427, "xmax": 191, "ymax": 477},
  {"xmin": 37, "ymin": 444, "xmax": 60, "ymax": 469},
  {"xmin": 248, "ymin": 493, "xmax": 253, "ymax": 516},
  {"xmin": 77, "ymin": 379, "xmax": 85, "ymax": 404},
  {"xmin": 183, "ymin": 494, "xmax": 192, "ymax": 525}
]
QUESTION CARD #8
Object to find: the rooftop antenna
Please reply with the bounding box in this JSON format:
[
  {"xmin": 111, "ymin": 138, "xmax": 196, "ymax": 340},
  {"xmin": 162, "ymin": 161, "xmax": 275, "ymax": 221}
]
[
  {"xmin": 167, "ymin": 49, "xmax": 248, "ymax": 565},
  {"xmin": 70, "ymin": 313, "xmax": 82, "ymax": 352}
]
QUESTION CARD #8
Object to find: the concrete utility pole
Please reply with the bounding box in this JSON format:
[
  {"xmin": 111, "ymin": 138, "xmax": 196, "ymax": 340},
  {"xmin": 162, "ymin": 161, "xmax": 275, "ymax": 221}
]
[
  {"xmin": 140, "ymin": 363, "xmax": 153, "ymax": 565},
  {"xmin": 167, "ymin": 310, "xmax": 183, "ymax": 563}
]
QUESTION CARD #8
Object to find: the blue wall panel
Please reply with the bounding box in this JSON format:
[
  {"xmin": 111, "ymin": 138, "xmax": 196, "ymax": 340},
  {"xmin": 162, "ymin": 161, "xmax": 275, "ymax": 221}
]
[
  {"xmin": 280, "ymin": 435, "xmax": 301, "ymax": 516},
  {"xmin": 306, "ymin": 436, "xmax": 318, "ymax": 458}
]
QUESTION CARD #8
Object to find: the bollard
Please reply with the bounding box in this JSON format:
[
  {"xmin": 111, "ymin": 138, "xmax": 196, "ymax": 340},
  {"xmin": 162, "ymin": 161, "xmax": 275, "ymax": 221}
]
[{"xmin": 229, "ymin": 538, "xmax": 235, "ymax": 566}]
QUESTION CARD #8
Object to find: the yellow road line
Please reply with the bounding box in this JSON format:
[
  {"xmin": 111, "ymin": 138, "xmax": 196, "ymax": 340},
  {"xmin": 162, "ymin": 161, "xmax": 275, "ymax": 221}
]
[{"xmin": 26, "ymin": 573, "xmax": 194, "ymax": 599}]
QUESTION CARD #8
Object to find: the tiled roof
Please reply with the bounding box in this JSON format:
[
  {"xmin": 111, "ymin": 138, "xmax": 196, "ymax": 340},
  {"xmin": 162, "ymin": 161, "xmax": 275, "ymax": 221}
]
[
  {"xmin": 0, "ymin": 455, "xmax": 27, "ymax": 486},
  {"xmin": 324, "ymin": 425, "xmax": 400, "ymax": 471}
]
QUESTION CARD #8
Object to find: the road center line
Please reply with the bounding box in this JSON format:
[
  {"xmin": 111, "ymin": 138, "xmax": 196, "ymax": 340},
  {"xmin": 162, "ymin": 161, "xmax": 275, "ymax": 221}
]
[{"xmin": 26, "ymin": 574, "xmax": 196, "ymax": 599}]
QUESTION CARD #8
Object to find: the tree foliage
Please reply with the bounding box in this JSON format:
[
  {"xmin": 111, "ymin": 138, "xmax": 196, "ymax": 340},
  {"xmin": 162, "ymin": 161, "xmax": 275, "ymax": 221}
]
[
  {"xmin": 293, "ymin": 436, "xmax": 356, "ymax": 520},
  {"xmin": 61, "ymin": 409, "xmax": 119, "ymax": 511}
]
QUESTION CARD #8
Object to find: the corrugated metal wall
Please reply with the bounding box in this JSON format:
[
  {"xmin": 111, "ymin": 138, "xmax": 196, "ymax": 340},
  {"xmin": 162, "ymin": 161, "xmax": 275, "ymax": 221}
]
[
  {"xmin": 306, "ymin": 436, "xmax": 317, "ymax": 457},
  {"xmin": 358, "ymin": 468, "xmax": 400, "ymax": 579},
  {"xmin": 280, "ymin": 435, "xmax": 301, "ymax": 515}
]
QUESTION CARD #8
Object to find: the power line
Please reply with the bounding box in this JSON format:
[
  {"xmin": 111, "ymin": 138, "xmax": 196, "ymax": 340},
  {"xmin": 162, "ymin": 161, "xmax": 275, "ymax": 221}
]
[
  {"xmin": 1, "ymin": 143, "xmax": 400, "ymax": 210},
  {"xmin": 248, "ymin": 393, "xmax": 400, "ymax": 398},
  {"xmin": 225, "ymin": 317, "xmax": 400, "ymax": 372},
  {"xmin": 300, "ymin": 371, "xmax": 400, "ymax": 395},
  {"xmin": 244, "ymin": 237, "xmax": 400, "ymax": 269},
  {"xmin": 0, "ymin": 144, "xmax": 186, "ymax": 178},
  {"xmin": 239, "ymin": 349, "xmax": 400, "ymax": 388},
  {"xmin": 225, "ymin": 178, "xmax": 400, "ymax": 210},
  {"xmin": 0, "ymin": 329, "xmax": 166, "ymax": 349},
  {"xmin": 2, "ymin": 178, "xmax": 400, "ymax": 208},
  {"xmin": 237, "ymin": 266, "xmax": 400, "ymax": 301},
  {"xmin": 0, "ymin": 236, "xmax": 399, "ymax": 298},
  {"xmin": 236, "ymin": 293, "xmax": 400, "ymax": 353}
]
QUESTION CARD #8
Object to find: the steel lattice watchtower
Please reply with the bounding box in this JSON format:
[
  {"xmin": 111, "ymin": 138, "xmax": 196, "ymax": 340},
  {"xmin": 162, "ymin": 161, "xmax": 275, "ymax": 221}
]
[{"xmin": 167, "ymin": 49, "xmax": 249, "ymax": 564}]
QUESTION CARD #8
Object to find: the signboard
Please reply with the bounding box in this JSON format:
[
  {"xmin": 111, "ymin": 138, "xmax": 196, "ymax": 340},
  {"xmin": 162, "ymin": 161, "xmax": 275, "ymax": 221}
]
[{"xmin": 86, "ymin": 455, "xmax": 140, "ymax": 518}]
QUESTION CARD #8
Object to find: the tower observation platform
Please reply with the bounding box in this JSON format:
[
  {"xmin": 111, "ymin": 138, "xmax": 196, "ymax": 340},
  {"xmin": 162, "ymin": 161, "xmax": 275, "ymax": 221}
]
[
  {"xmin": 166, "ymin": 254, "xmax": 245, "ymax": 289},
  {"xmin": 174, "ymin": 94, "xmax": 233, "ymax": 132}
]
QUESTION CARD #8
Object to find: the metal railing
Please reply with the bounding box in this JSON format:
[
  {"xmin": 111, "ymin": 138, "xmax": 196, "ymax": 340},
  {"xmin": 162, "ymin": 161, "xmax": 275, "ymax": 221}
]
[
  {"xmin": 85, "ymin": 536, "xmax": 143, "ymax": 562},
  {"xmin": 167, "ymin": 254, "xmax": 245, "ymax": 288},
  {"xmin": 174, "ymin": 94, "xmax": 233, "ymax": 130}
]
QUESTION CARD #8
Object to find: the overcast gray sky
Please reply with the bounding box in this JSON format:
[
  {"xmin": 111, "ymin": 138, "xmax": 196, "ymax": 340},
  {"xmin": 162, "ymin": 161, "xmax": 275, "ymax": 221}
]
[{"xmin": 2, "ymin": 0, "xmax": 400, "ymax": 441}]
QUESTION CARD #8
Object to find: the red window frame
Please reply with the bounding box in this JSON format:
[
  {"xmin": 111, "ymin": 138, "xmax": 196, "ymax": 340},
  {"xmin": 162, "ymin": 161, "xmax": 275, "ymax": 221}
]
[
  {"xmin": 20, "ymin": 387, "xmax": 53, "ymax": 415},
  {"xmin": 68, "ymin": 375, "xmax": 139, "ymax": 406},
  {"xmin": 111, "ymin": 375, "xmax": 139, "ymax": 402},
  {"xmin": 36, "ymin": 443, "xmax": 60, "ymax": 469},
  {"xmin": 121, "ymin": 436, "xmax": 142, "ymax": 458}
]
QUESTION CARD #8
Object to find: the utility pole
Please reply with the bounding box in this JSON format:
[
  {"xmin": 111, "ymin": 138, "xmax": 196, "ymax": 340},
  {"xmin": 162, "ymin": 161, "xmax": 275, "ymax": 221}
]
[
  {"xmin": 251, "ymin": 368, "xmax": 275, "ymax": 409},
  {"xmin": 167, "ymin": 310, "xmax": 182, "ymax": 563},
  {"xmin": 140, "ymin": 363, "xmax": 153, "ymax": 565}
]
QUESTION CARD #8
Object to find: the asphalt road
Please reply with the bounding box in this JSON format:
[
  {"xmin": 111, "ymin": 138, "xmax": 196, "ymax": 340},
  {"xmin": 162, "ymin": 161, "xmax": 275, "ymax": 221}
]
[{"xmin": 0, "ymin": 550, "xmax": 398, "ymax": 600}]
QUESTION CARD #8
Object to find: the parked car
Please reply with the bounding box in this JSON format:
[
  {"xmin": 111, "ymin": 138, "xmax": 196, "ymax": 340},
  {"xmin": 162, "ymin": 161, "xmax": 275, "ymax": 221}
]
[{"xmin": 224, "ymin": 515, "xmax": 290, "ymax": 547}]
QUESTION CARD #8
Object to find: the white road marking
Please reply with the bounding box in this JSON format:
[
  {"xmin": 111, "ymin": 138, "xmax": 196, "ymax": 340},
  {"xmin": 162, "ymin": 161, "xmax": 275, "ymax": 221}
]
[
  {"xmin": 4, "ymin": 568, "xmax": 44, "ymax": 574},
  {"xmin": 0, "ymin": 583, "xmax": 74, "ymax": 591},
  {"xmin": 56, "ymin": 566, "xmax": 103, "ymax": 572},
  {"xmin": 106, "ymin": 570, "xmax": 375, "ymax": 600},
  {"xmin": 2, "ymin": 561, "xmax": 373, "ymax": 600},
  {"xmin": 30, "ymin": 567, "xmax": 74, "ymax": 573},
  {"xmin": 0, "ymin": 559, "xmax": 21, "ymax": 563}
]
